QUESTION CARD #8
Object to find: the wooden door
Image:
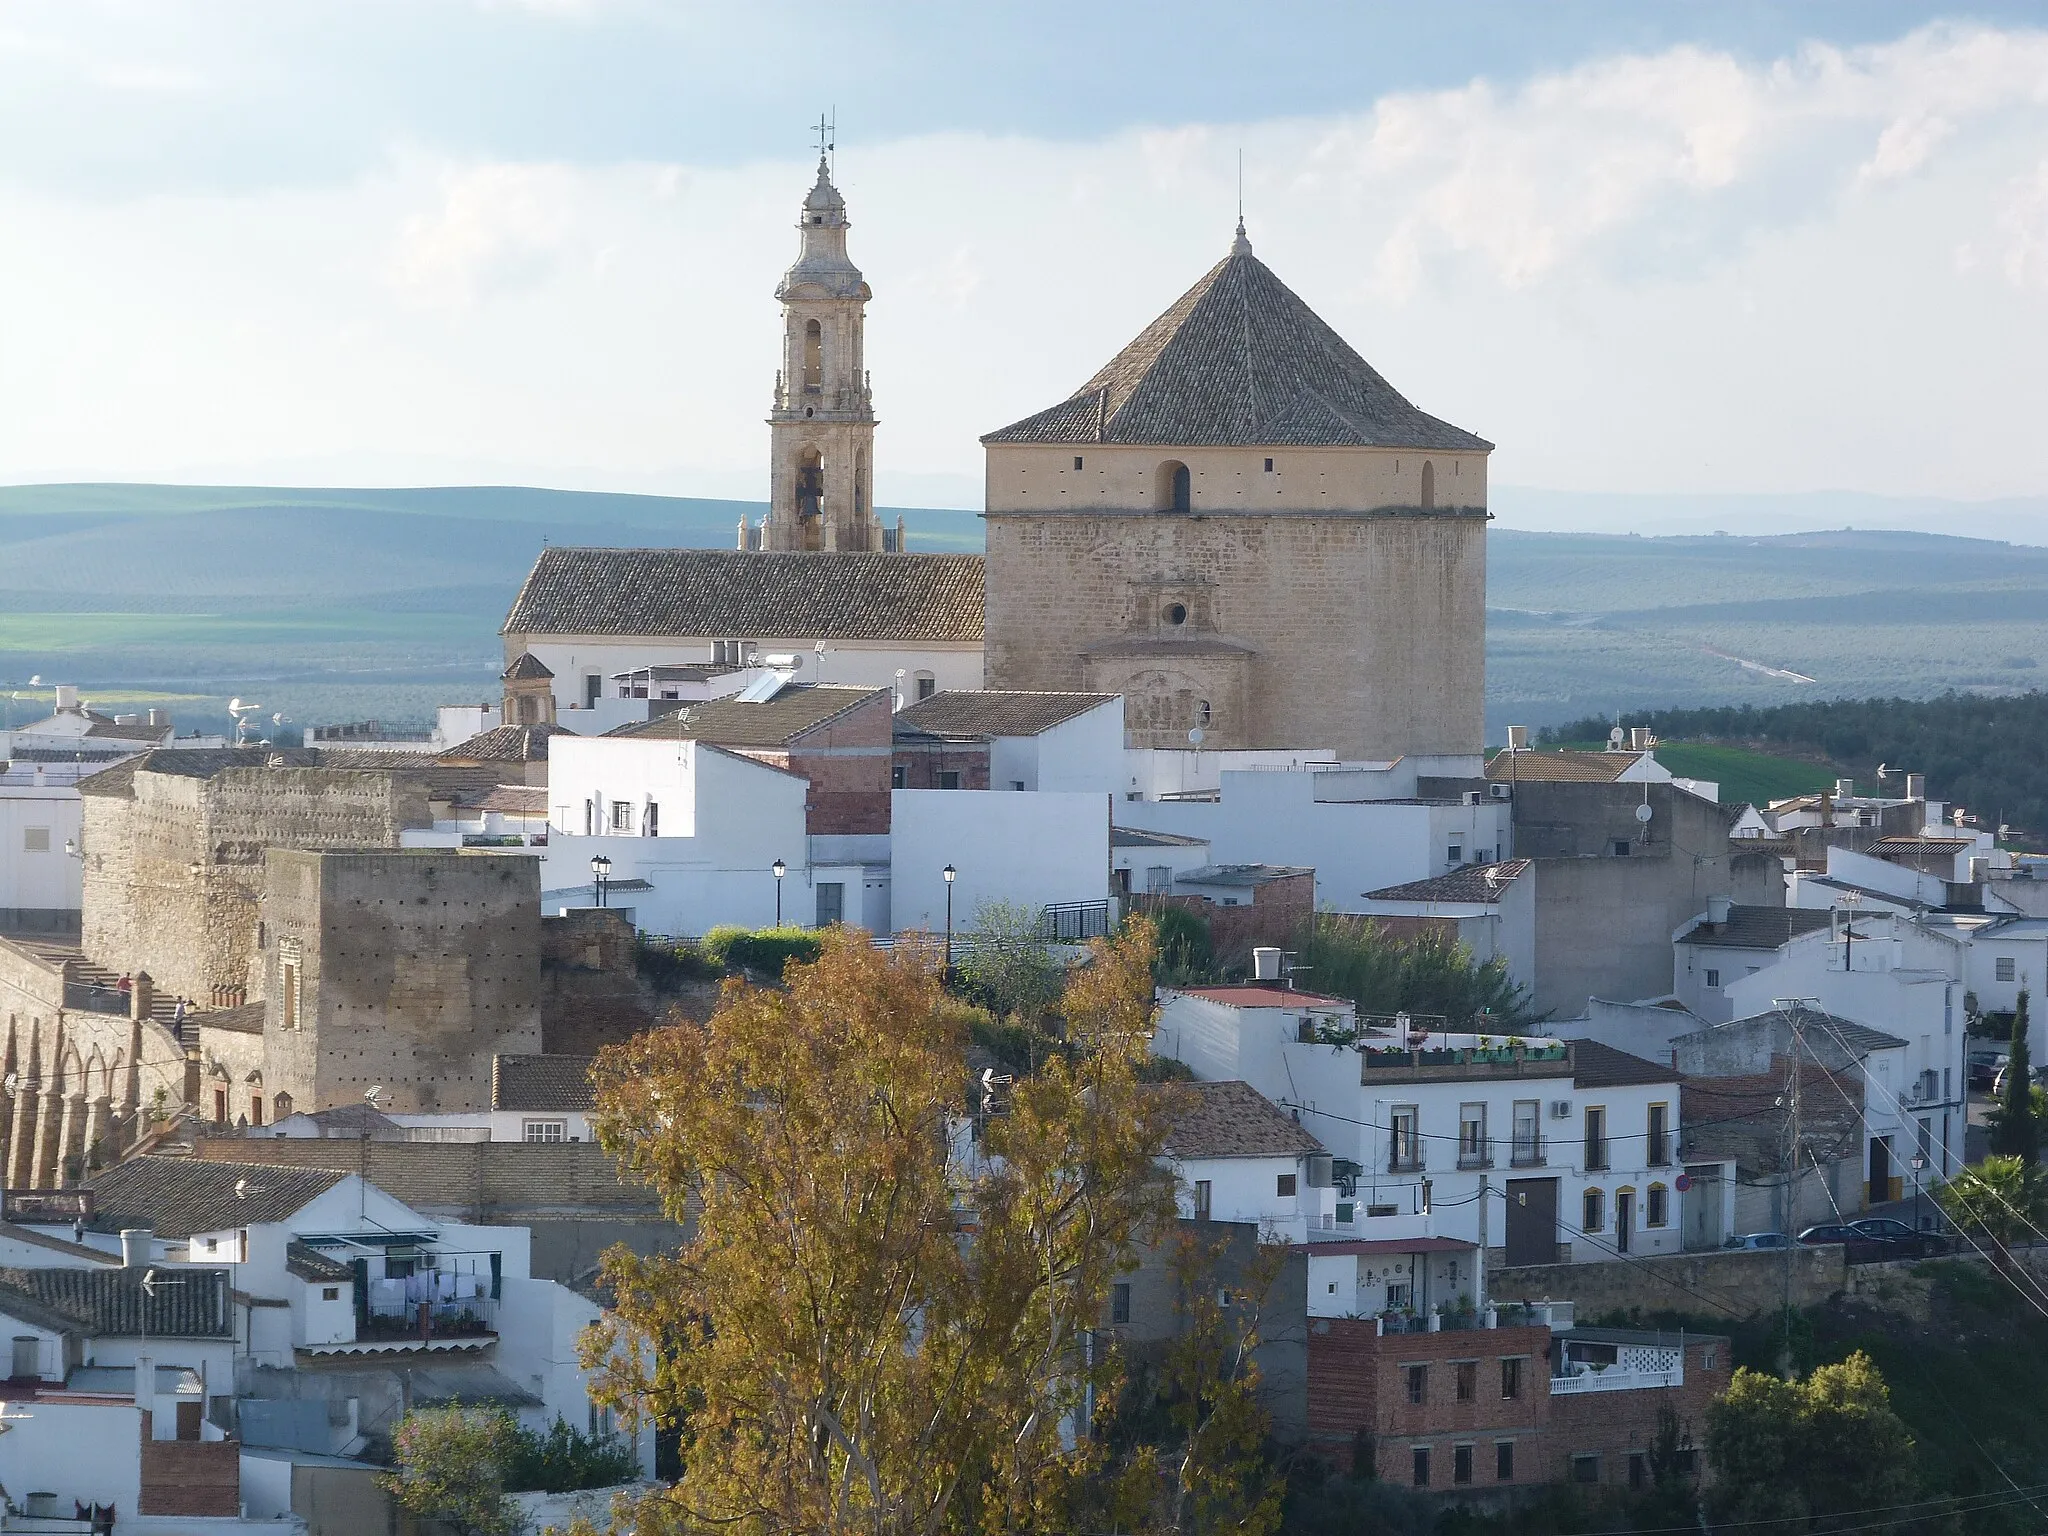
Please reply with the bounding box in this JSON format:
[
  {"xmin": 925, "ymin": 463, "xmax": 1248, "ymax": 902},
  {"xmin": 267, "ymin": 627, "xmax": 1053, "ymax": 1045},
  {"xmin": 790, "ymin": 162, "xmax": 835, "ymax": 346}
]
[{"xmin": 1505, "ymin": 1178, "xmax": 1558, "ymax": 1267}]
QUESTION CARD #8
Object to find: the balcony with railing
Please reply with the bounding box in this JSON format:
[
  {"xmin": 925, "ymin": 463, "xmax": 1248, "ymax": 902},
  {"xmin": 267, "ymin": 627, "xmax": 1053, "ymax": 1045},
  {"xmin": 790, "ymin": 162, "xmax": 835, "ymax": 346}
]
[
  {"xmin": 1509, "ymin": 1133, "xmax": 1548, "ymax": 1168},
  {"xmin": 1550, "ymin": 1338, "xmax": 1683, "ymax": 1394},
  {"xmin": 1456, "ymin": 1135, "xmax": 1494, "ymax": 1171},
  {"xmin": 1387, "ymin": 1143, "xmax": 1425, "ymax": 1175},
  {"xmin": 1583, "ymin": 1139, "xmax": 1610, "ymax": 1172}
]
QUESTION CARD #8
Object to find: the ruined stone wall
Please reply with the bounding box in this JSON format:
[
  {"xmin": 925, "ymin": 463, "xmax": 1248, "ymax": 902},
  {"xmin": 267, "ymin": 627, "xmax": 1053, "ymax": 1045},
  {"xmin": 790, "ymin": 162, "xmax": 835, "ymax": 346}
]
[
  {"xmin": 983, "ymin": 510, "xmax": 1486, "ymax": 760},
  {"xmin": 83, "ymin": 767, "xmax": 423, "ymax": 1006},
  {"xmin": 263, "ymin": 851, "xmax": 543, "ymax": 1115}
]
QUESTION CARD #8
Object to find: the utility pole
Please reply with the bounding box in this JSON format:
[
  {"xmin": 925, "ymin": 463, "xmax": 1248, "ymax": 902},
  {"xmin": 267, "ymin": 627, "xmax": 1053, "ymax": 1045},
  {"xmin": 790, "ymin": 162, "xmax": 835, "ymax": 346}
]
[{"xmin": 1776, "ymin": 999, "xmax": 1815, "ymax": 1378}]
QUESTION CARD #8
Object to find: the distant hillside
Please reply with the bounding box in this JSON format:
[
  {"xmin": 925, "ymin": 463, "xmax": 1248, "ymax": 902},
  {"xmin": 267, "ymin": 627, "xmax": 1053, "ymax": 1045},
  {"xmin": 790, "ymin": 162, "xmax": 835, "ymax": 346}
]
[
  {"xmin": 1545, "ymin": 693, "xmax": 2048, "ymax": 841},
  {"xmin": 6, "ymin": 484, "xmax": 2048, "ymax": 749}
]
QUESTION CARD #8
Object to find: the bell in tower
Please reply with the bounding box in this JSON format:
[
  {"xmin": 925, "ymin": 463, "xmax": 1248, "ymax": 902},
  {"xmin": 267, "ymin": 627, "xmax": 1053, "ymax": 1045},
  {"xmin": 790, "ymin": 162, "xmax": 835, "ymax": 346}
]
[{"xmin": 758, "ymin": 129, "xmax": 886, "ymax": 554}]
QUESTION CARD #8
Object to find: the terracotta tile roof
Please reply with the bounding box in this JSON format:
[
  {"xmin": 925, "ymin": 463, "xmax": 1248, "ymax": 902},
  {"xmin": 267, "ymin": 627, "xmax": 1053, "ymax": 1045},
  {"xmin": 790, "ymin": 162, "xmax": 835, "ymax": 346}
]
[
  {"xmin": 197, "ymin": 1002, "xmax": 266, "ymax": 1036},
  {"xmin": 85, "ymin": 1156, "xmax": 349, "ymax": 1238},
  {"xmin": 502, "ymin": 651, "xmax": 555, "ymax": 680},
  {"xmin": 503, "ymin": 548, "xmax": 985, "ymax": 643},
  {"xmin": 1180, "ymin": 864, "xmax": 1312, "ymax": 886},
  {"xmin": 456, "ymin": 783, "xmax": 549, "ymax": 815},
  {"xmin": 610, "ymin": 685, "xmax": 886, "ymax": 749},
  {"xmin": 1569, "ymin": 1039, "xmax": 1678, "ymax": 1090},
  {"xmin": 492, "ymin": 1054, "xmax": 595, "ymax": 1112},
  {"xmin": 1159, "ymin": 1080, "xmax": 1325, "ymax": 1159},
  {"xmin": 892, "ymin": 690, "xmax": 1118, "ymax": 740},
  {"xmin": 1485, "ymin": 750, "xmax": 1645, "ymax": 783},
  {"xmin": 1364, "ymin": 859, "xmax": 1533, "ymax": 904},
  {"xmin": 1173, "ymin": 984, "xmax": 1353, "ymax": 1008},
  {"xmin": 439, "ymin": 724, "xmax": 570, "ymax": 763},
  {"xmin": 982, "ymin": 241, "xmax": 1489, "ymax": 453},
  {"xmin": 0, "ymin": 1265, "xmax": 233, "ymax": 1339},
  {"xmin": 1680, "ymin": 905, "xmax": 1833, "ymax": 950}
]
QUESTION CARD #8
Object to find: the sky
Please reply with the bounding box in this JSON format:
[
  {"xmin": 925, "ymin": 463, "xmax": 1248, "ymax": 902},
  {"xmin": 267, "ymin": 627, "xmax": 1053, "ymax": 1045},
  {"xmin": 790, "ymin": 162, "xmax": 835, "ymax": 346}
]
[{"xmin": 4, "ymin": 1, "xmax": 2048, "ymax": 521}]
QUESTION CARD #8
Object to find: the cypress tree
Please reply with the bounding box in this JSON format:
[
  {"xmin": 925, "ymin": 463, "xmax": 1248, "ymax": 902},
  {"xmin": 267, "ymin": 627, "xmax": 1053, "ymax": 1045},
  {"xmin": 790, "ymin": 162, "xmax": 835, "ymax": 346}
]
[{"xmin": 1993, "ymin": 991, "xmax": 2037, "ymax": 1166}]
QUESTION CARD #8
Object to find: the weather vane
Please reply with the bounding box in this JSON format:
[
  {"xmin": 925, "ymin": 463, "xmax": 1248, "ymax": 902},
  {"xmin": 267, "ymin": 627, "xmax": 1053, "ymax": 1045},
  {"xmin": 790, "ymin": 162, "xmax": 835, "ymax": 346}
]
[{"xmin": 814, "ymin": 111, "xmax": 836, "ymax": 161}]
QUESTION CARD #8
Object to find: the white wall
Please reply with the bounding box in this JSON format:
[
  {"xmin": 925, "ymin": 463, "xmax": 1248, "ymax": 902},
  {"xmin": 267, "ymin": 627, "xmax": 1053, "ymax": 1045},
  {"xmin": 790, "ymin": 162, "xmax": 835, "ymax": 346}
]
[
  {"xmin": 1117, "ymin": 771, "xmax": 1509, "ymax": 909},
  {"xmin": 1125, "ymin": 748, "xmax": 1339, "ymax": 801},
  {"xmin": 1357, "ymin": 873, "xmax": 1536, "ymax": 992},
  {"xmin": 890, "ymin": 790, "xmax": 1109, "ymax": 936},
  {"xmin": 1113, "ymin": 838, "xmax": 1212, "ymax": 894},
  {"xmin": 1173, "ymin": 1151, "xmax": 1338, "ymax": 1240},
  {"xmin": 1005, "ymin": 699, "xmax": 1124, "ymax": 795},
  {"xmin": 0, "ymin": 780, "xmax": 83, "ymax": 913},
  {"xmin": 0, "ymin": 1401, "xmax": 143, "ymax": 1513}
]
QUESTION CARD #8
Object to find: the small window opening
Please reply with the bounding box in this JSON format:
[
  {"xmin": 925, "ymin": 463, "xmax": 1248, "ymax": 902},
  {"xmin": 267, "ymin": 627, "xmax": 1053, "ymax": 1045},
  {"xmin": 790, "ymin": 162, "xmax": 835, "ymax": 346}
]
[
  {"xmin": 1264, "ymin": 457, "xmax": 1274, "ymax": 472},
  {"xmin": 1158, "ymin": 460, "xmax": 1191, "ymax": 512},
  {"xmin": 1074, "ymin": 455, "xmax": 1084, "ymax": 470},
  {"xmin": 1165, "ymin": 602, "xmax": 1187, "ymax": 626},
  {"xmin": 1421, "ymin": 460, "xmax": 1436, "ymax": 509},
  {"xmin": 803, "ymin": 318, "xmax": 822, "ymax": 389}
]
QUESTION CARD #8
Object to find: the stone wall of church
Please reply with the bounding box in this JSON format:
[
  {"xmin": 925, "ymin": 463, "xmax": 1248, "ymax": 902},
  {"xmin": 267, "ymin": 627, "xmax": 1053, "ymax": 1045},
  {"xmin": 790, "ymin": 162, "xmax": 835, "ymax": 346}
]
[
  {"xmin": 985, "ymin": 443, "xmax": 1488, "ymax": 517},
  {"xmin": 983, "ymin": 508, "xmax": 1487, "ymax": 761}
]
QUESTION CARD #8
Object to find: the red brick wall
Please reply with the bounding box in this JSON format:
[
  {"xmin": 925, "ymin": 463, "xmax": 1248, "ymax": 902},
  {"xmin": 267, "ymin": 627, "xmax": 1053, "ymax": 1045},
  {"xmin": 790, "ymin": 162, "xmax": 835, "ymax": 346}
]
[
  {"xmin": 140, "ymin": 1434, "xmax": 240, "ymax": 1516},
  {"xmin": 1545, "ymin": 1340, "xmax": 1729, "ymax": 1489},
  {"xmin": 1307, "ymin": 1321, "xmax": 1552, "ymax": 1487},
  {"xmin": 788, "ymin": 691, "xmax": 895, "ymax": 835},
  {"xmin": 892, "ymin": 742, "xmax": 991, "ymax": 791}
]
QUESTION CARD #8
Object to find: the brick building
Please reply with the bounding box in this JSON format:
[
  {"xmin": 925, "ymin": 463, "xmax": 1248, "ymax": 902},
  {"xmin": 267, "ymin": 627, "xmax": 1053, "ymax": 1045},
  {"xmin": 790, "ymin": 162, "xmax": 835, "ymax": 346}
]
[{"xmin": 1306, "ymin": 1315, "xmax": 1728, "ymax": 1496}]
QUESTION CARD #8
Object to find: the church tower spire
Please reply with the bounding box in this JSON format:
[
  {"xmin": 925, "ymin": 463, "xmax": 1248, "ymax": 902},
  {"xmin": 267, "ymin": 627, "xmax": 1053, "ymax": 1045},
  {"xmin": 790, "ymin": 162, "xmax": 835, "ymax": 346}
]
[{"xmin": 760, "ymin": 141, "xmax": 884, "ymax": 553}]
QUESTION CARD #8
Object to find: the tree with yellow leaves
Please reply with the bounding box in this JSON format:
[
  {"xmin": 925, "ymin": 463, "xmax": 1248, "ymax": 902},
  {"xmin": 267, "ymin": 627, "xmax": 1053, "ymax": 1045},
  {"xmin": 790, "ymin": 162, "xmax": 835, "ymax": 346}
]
[{"xmin": 582, "ymin": 919, "xmax": 1261, "ymax": 1536}]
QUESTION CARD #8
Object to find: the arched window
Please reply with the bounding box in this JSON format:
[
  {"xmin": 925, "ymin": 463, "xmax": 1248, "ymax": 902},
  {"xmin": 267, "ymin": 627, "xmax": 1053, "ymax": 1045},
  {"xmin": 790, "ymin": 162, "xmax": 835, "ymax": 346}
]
[
  {"xmin": 1582, "ymin": 1187, "xmax": 1605, "ymax": 1233},
  {"xmin": 1157, "ymin": 460, "xmax": 1191, "ymax": 512},
  {"xmin": 1421, "ymin": 460, "xmax": 1435, "ymax": 510},
  {"xmin": 796, "ymin": 449, "xmax": 824, "ymax": 522},
  {"xmin": 854, "ymin": 449, "xmax": 866, "ymax": 517},
  {"xmin": 803, "ymin": 319, "xmax": 822, "ymax": 390}
]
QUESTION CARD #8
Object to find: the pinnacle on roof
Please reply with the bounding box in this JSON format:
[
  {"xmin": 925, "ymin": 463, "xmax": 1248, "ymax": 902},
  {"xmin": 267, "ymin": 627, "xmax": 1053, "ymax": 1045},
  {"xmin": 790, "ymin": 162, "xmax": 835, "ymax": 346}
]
[
  {"xmin": 804, "ymin": 154, "xmax": 847, "ymax": 219},
  {"xmin": 983, "ymin": 235, "xmax": 1490, "ymax": 451}
]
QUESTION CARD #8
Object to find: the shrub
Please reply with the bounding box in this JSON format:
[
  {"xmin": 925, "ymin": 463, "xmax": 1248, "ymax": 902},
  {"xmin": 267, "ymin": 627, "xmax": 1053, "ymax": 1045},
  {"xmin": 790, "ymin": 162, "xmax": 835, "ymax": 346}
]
[
  {"xmin": 701, "ymin": 926, "xmax": 824, "ymax": 978},
  {"xmin": 1150, "ymin": 905, "xmax": 1215, "ymax": 985},
  {"xmin": 502, "ymin": 1415, "xmax": 640, "ymax": 1494}
]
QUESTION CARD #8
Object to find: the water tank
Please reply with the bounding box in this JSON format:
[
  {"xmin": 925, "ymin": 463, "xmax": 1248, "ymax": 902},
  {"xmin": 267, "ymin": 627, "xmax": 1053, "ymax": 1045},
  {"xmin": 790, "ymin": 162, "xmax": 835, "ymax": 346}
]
[
  {"xmin": 1505, "ymin": 725, "xmax": 1529, "ymax": 751},
  {"xmin": 120, "ymin": 1228, "xmax": 153, "ymax": 1267},
  {"xmin": 1252, "ymin": 947, "xmax": 1283, "ymax": 982}
]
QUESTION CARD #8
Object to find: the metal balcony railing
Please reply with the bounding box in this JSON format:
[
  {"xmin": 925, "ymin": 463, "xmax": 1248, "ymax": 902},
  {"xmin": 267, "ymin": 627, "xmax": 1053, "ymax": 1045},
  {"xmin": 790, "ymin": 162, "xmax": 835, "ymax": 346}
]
[
  {"xmin": 1456, "ymin": 1136, "xmax": 1495, "ymax": 1170},
  {"xmin": 1039, "ymin": 900, "xmax": 1113, "ymax": 941},
  {"xmin": 1584, "ymin": 1141, "xmax": 1610, "ymax": 1172},
  {"xmin": 1510, "ymin": 1134, "xmax": 1547, "ymax": 1167},
  {"xmin": 1387, "ymin": 1146, "xmax": 1425, "ymax": 1175}
]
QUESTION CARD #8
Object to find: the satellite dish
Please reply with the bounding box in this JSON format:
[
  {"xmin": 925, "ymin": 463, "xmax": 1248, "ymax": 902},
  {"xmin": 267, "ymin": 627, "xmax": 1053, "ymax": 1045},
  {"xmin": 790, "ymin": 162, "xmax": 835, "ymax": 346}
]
[
  {"xmin": 1634, "ymin": 803, "xmax": 1654, "ymax": 823},
  {"xmin": 1189, "ymin": 727, "xmax": 1205, "ymax": 746},
  {"xmin": 28, "ymin": 675, "xmax": 41, "ymax": 686},
  {"xmin": 1609, "ymin": 727, "xmax": 1626, "ymax": 746}
]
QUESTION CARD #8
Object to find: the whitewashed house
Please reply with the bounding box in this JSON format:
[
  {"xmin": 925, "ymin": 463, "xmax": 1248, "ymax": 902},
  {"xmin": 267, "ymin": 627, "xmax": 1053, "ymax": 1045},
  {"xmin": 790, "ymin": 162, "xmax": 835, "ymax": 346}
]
[{"xmin": 1358, "ymin": 859, "xmax": 1536, "ymax": 992}]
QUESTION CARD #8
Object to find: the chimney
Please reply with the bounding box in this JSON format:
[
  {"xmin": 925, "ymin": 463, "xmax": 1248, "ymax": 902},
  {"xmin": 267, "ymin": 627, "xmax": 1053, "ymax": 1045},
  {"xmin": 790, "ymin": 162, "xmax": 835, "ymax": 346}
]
[
  {"xmin": 1252, "ymin": 947, "xmax": 1283, "ymax": 982},
  {"xmin": 54, "ymin": 684, "xmax": 78, "ymax": 712},
  {"xmin": 1505, "ymin": 725, "xmax": 1529, "ymax": 751},
  {"xmin": 1707, "ymin": 894, "xmax": 1733, "ymax": 926},
  {"xmin": 147, "ymin": 708, "xmax": 166, "ymax": 729},
  {"xmin": 1906, "ymin": 773, "xmax": 1926, "ymax": 802},
  {"xmin": 120, "ymin": 1228, "xmax": 153, "ymax": 1267},
  {"xmin": 1836, "ymin": 778, "xmax": 1855, "ymax": 799}
]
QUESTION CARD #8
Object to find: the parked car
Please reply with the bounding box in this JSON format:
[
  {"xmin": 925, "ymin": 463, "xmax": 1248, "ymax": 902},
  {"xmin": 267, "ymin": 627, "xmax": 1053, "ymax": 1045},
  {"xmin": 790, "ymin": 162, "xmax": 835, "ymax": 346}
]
[
  {"xmin": 1797, "ymin": 1222, "xmax": 1859, "ymax": 1246},
  {"xmin": 1723, "ymin": 1231, "xmax": 1791, "ymax": 1251},
  {"xmin": 1969, "ymin": 1048, "xmax": 2008, "ymax": 1091},
  {"xmin": 1847, "ymin": 1217, "xmax": 1950, "ymax": 1257}
]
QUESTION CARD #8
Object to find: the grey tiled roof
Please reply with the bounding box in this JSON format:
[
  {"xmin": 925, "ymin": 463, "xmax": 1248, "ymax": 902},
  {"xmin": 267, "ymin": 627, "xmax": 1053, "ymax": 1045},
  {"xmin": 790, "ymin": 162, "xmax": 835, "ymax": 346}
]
[
  {"xmin": 1179, "ymin": 864, "xmax": 1311, "ymax": 887},
  {"xmin": 1364, "ymin": 859, "xmax": 1533, "ymax": 904},
  {"xmin": 982, "ymin": 240, "xmax": 1489, "ymax": 452},
  {"xmin": 503, "ymin": 651, "xmax": 555, "ymax": 680},
  {"xmin": 611, "ymin": 685, "xmax": 886, "ymax": 749},
  {"xmin": 493, "ymin": 1054, "xmax": 595, "ymax": 1112},
  {"xmin": 1111, "ymin": 827, "xmax": 1210, "ymax": 849},
  {"xmin": 77, "ymin": 747, "xmax": 505, "ymax": 801},
  {"xmin": 0, "ymin": 1265, "xmax": 233, "ymax": 1338},
  {"xmin": 86, "ymin": 1156, "xmax": 348, "ymax": 1238},
  {"xmin": 440, "ymin": 724, "xmax": 569, "ymax": 763},
  {"xmin": 1160, "ymin": 1080, "xmax": 1325, "ymax": 1159},
  {"xmin": 1681, "ymin": 906, "xmax": 1833, "ymax": 950},
  {"xmin": 1570, "ymin": 1040, "xmax": 1678, "ymax": 1090},
  {"xmin": 285, "ymin": 1240, "xmax": 353, "ymax": 1284},
  {"xmin": 503, "ymin": 548, "xmax": 985, "ymax": 642},
  {"xmin": 893, "ymin": 690, "xmax": 1118, "ymax": 740}
]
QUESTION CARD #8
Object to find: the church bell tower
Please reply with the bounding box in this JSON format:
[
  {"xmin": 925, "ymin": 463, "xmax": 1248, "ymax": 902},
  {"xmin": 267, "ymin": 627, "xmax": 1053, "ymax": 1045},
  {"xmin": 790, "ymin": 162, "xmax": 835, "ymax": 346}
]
[{"xmin": 758, "ymin": 146, "xmax": 884, "ymax": 553}]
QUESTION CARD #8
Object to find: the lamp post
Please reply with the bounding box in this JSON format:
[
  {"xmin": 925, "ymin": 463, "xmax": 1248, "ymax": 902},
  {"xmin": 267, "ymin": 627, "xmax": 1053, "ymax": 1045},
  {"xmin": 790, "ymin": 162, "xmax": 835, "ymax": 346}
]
[
  {"xmin": 942, "ymin": 864, "xmax": 956, "ymax": 979},
  {"xmin": 1911, "ymin": 1154, "xmax": 1928, "ymax": 1233},
  {"xmin": 773, "ymin": 858, "xmax": 787, "ymax": 927},
  {"xmin": 590, "ymin": 854, "xmax": 611, "ymax": 909}
]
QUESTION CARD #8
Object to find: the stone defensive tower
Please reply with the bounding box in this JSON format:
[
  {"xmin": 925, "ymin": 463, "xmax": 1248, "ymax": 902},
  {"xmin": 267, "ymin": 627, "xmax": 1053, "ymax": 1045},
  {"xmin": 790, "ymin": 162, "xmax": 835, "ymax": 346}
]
[
  {"xmin": 755, "ymin": 152, "xmax": 887, "ymax": 553},
  {"xmin": 980, "ymin": 222, "xmax": 1492, "ymax": 763}
]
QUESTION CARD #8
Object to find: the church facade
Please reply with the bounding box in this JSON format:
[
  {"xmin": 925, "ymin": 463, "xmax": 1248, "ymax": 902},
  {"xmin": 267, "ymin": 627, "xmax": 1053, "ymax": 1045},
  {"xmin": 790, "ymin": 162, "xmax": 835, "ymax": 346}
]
[{"xmin": 980, "ymin": 224, "xmax": 1491, "ymax": 764}]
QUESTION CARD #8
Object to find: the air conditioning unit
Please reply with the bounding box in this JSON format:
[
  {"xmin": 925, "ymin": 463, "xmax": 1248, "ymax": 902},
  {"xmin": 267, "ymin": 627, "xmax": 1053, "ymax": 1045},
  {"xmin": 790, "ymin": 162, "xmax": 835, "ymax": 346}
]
[
  {"xmin": 1463, "ymin": 790, "xmax": 1482, "ymax": 806},
  {"xmin": 1489, "ymin": 783, "xmax": 1513, "ymax": 800},
  {"xmin": 1549, "ymin": 1100, "xmax": 1574, "ymax": 1119}
]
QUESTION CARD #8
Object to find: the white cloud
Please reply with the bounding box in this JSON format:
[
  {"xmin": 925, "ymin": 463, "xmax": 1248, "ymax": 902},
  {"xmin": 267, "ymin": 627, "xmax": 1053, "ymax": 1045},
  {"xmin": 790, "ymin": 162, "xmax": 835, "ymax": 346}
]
[{"xmin": 6, "ymin": 23, "xmax": 2048, "ymax": 508}]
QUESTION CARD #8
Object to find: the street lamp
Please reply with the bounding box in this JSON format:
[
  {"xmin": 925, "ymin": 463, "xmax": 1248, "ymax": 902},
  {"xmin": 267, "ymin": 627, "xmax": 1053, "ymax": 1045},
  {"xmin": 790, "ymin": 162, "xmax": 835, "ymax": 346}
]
[
  {"xmin": 942, "ymin": 864, "xmax": 957, "ymax": 978},
  {"xmin": 1911, "ymin": 1154, "xmax": 1928, "ymax": 1233},
  {"xmin": 772, "ymin": 858, "xmax": 787, "ymax": 927},
  {"xmin": 590, "ymin": 854, "xmax": 612, "ymax": 909}
]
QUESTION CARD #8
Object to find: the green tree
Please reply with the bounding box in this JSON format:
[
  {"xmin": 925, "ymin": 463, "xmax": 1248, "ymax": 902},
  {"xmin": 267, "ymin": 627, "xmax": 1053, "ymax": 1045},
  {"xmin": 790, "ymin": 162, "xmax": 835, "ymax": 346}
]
[
  {"xmin": 502, "ymin": 1415, "xmax": 641, "ymax": 1494},
  {"xmin": 1293, "ymin": 915, "xmax": 1535, "ymax": 1028},
  {"xmin": 1991, "ymin": 992, "xmax": 2037, "ymax": 1165},
  {"xmin": 1936, "ymin": 1154, "xmax": 2047, "ymax": 1269},
  {"xmin": 584, "ymin": 921, "xmax": 1247, "ymax": 1536},
  {"xmin": 384, "ymin": 1407, "xmax": 525, "ymax": 1536},
  {"xmin": 1706, "ymin": 1351, "xmax": 1917, "ymax": 1529},
  {"xmin": 1150, "ymin": 906, "xmax": 1215, "ymax": 987},
  {"xmin": 954, "ymin": 899, "xmax": 1062, "ymax": 1032}
]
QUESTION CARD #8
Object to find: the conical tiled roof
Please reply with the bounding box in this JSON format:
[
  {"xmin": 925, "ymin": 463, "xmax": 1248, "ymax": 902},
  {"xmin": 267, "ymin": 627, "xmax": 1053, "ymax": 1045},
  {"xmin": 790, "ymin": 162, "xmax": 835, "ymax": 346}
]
[{"xmin": 984, "ymin": 236, "xmax": 1488, "ymax": 451}]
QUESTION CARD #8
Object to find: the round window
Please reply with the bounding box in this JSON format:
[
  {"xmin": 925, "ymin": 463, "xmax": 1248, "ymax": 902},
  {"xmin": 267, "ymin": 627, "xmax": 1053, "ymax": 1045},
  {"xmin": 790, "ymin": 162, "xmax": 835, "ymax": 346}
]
[
  {"xmin": 804, "ymin": 407, "xmax": 814, "ymax": 418},
  {"xmin": 1165, "ymin": 602, "xmax": 1188, "ymax": 626}
]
